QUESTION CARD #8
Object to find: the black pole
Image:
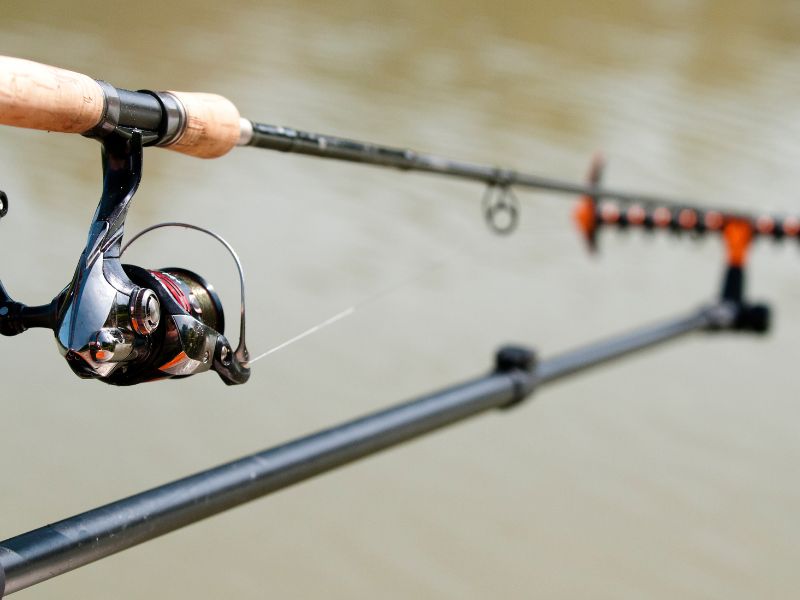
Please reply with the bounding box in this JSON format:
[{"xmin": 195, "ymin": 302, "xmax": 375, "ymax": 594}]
[
  {"xmin": 537, "ymin": 308, "xmax": 715, "ymax": 384},
  {"xmin": 0, "ymin": 304, "xmax": 730, "ymax": 596}
]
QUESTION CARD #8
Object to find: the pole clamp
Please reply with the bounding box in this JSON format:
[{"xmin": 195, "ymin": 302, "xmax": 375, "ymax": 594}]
[{"xmin": 494, "ymin": 345, "xmax": 537, "ymax": 409}]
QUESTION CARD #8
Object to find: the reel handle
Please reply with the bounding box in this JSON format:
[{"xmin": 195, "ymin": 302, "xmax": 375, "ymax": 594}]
[{"xmin": 0, "ymin": 55, "xmax": 243, "ymax": 158}]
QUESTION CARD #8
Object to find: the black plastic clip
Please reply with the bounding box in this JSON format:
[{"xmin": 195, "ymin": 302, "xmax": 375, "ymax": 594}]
[
  {"xmin": 719, "ymin": 265, "xmax": 770, "ymax": 334},
  {"xmin": 0, "ymin": 190, "xmax": 7, "ymax": 220},
  {"xmin": 494, "ymin": 345, "xmax": 537, "ymax": 409}
]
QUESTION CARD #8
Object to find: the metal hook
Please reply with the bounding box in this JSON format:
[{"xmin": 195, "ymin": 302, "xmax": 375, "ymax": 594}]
[{"xmin": 482, "ymin": 183, "xmax": 519, "ymax": 235}]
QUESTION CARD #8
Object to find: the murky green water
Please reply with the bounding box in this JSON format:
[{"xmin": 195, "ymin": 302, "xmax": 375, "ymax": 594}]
[{"xmin": 2, "ymin": 1, "xmax": 800, "ymax": 597}]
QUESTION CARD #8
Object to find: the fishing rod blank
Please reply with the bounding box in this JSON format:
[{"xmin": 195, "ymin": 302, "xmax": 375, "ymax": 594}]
[
  {"xmin": 244, "ymin": 123, "xmax": 716, "ymax": 211},
  {"xmin": 0, "ymin": 297, "xmax": 764, "ymax": 597}
]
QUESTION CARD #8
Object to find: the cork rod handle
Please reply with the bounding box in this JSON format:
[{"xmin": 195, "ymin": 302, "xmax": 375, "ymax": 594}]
[
  {"xmin": 165, "ymin": 91, "xmax": 242, "ymax": 159},
  {"xmin": 0, "ymin": 56, "xmax": 245, "ymax": 159},
  {"xmin": 0, "ymin": 56, "xmax": 105, "ymax": 133}
]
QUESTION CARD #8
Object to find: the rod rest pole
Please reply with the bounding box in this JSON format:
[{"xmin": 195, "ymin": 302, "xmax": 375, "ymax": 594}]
[{"xmin": 0, "ymin": 302, "xmax": 748, "ymax": 596}]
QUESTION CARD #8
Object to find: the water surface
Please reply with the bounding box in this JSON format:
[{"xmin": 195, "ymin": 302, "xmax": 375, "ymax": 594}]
[{"xmin": 2, "ymin": 1, "xmax": 800, "ymax": 597}]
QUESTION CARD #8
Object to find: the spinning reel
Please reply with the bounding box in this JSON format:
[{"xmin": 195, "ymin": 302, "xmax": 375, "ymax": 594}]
[{"xmin": 0, "ymin": 130, "xmax": 250, "ymax": 385}]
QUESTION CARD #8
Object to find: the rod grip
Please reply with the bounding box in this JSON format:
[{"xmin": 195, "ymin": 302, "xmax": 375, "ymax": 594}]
[
  {"xmin": 164, "ymin": 91, "xmax": 241, "ymax": 159},
  {"xmin": 0, "ymin": 56, "xmax": 104, "ymax": 134}
]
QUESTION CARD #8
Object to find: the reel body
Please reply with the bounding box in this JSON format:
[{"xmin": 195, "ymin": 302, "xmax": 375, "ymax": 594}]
[
  {"xmin": 61, "ymin": 264, "xmax": 232, "ymax": 386},
  {"xmin": 0, "ymin": 130, "xmax": 249, "ymax": 385}
]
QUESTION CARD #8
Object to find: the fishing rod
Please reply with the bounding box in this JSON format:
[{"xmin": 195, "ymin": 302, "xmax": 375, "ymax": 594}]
[
  {"xmin": 0, "ymin": 55, "xmax": 780, "ymax": 595},
  {"xmin": 0, "ymin": 54, "xmax": 795, "ymax": 237},
  {"xmin": 0, "ymin": 56, "xmax": 788, "ymax": 387}
]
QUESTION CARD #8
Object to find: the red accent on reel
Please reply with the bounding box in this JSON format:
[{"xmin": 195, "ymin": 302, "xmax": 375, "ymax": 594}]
[{"xmin": 150, "ymin": 270, "xmax": 192, "ymax": 313}]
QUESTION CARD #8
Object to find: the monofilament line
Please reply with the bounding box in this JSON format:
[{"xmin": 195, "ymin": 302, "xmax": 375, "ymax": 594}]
[
  {"xmin": 248, "ymin": 307, "xmax": 355, "ymax": 364},
  {"xmin": 248, "ymin": 252, "xmax": 456, "ymax": 363}
]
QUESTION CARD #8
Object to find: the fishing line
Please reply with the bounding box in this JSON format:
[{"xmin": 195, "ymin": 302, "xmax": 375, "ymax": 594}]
[
  {"xmin": 249, "ymin": 224, "xmax": 576, "ymax": 364},
  {"xmin": 248, "ymin": 252, "xmax": 458, "ymax": 364},
  {"xmin": 247, "ymin": 308, "xmax": 354, "ymax": 364}
]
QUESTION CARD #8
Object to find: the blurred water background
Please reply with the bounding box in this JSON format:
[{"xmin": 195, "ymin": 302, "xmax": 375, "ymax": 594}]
[{"xmin": 2, "ymin": 1, "xmax": 800, "ymax": 597}]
